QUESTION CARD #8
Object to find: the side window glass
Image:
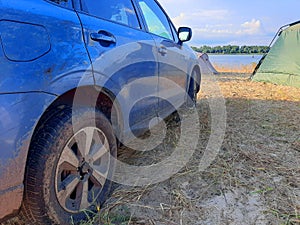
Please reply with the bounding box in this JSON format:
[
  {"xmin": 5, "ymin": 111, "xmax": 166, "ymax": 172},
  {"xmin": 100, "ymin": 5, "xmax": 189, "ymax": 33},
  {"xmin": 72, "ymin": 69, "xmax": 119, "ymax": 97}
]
[
  {"xmin": 137, "ymin": 0, "xmax": 173, "ymax": 40},
  {"xmin": 82, "ymin": 0, "xmax": 140, "ymax": 29},
  {"xmin": 48, "ymin": 0, "xmax": 73, "ymax": 8}
]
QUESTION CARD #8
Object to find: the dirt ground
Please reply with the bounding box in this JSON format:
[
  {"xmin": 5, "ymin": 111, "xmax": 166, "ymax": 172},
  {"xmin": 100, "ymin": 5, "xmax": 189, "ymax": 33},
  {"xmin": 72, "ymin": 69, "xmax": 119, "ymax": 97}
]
[{"xmin": 100, "ymin": 73, "xmax": 300, "ymax": 225}]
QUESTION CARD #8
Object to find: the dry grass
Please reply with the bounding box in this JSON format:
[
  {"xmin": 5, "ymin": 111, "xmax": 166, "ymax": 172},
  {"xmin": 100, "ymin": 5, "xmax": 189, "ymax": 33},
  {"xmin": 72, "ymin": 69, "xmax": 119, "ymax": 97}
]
[
  {"xmin": 97, "ymin": 73, "xmax": 300, "ymax": 225},
  {"xmin": 4, "ymin": 73, "xmax": 299, "ymax": 225},
  {"xmin": 218, "ymin": 73, "xmax": 300, "ymax": 102},
  {"xmin": 214, "ymin": 63, "xmax": 257, "ymax": 73}
]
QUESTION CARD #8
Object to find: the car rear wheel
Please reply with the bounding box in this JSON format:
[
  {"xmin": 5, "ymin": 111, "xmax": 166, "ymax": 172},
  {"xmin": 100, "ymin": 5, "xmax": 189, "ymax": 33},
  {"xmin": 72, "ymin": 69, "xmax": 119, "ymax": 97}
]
[{"xmin": 21, "ymin": 106, "xmax": 117, "ymax": 225}]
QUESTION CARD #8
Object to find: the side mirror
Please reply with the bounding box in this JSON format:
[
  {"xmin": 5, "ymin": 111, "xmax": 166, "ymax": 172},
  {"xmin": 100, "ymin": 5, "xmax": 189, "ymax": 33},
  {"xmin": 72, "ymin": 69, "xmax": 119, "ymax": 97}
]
[{"xmin": 178, "ymin": 27, "xmax": 192, "ymax": 43}]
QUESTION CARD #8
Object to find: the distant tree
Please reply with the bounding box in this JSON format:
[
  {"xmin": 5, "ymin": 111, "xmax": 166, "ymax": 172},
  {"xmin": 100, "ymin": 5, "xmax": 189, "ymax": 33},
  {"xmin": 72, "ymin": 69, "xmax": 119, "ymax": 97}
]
[
  {"xmin": 230, "ymin": 45, "xmax": 239, "ymax": 54},
  {"xmin": 191, "ymin": 45, "xmax": 269, "ymax": 54},
  {"xmin": 214, "ymin": 46, "xmax": 222, "ymax": 54}
]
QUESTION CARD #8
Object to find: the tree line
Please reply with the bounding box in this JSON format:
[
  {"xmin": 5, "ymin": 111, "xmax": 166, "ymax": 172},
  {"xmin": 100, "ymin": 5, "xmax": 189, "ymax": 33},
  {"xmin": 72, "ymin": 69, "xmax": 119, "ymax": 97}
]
[{"xmin": 191, "ymin": 45, "xmax": 270, "ymax": 54}]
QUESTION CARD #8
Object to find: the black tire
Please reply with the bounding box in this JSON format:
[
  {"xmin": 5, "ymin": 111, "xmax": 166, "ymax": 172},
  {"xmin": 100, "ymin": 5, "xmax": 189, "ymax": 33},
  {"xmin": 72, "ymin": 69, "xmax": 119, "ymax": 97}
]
[
  {"xmin": 20, "ymin": 106, "xmax": 117, "ymax": 225},
  {"xmin": 187, "ymin": 70, "xmax": 200, "ymax": 108}
]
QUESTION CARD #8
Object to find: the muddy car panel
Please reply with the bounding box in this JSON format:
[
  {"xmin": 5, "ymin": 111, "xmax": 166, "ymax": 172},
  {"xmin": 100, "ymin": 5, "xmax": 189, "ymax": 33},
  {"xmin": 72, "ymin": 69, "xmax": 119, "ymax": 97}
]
[{"xmin": 0, "ymin": 0, "xmax": 201, "ymax": 222}]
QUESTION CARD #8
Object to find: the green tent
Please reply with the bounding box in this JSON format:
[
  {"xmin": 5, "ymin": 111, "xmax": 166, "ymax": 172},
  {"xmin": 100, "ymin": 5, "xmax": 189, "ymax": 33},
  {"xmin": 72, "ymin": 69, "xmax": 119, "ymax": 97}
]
[{"xmin": 252, "ymin": 21, "xmax": 300, "ymax": 88}]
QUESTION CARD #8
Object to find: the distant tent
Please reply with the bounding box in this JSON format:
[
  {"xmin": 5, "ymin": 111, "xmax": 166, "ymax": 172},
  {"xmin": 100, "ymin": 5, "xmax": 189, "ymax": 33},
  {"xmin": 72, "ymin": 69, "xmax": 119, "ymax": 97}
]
[
  {"xmin": 252, "ymin": 21, "xmax": 300, "ymax": 88},
  {"xmin": 197, "ymin": 53, "xmax": 218, "ymax": 75}
]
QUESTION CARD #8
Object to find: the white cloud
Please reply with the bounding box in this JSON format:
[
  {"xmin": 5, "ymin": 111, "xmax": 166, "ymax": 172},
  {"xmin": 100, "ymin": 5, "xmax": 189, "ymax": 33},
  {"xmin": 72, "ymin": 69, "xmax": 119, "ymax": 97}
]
[
  {"xmin": 160, "ymin": 0, "xmax": 300, "ymax": 45},
  {"xmin": 188, "ymin": 19, "xmax": 263, "ymax": 37},
  {"xmin": 237, "ymin": 19, "xmax": 262, "ymax": 35},
  {"xmin": 172, "ymin": 9, "xmax": 230, "ymax": 27},
  {"xmin": 181, "ymin": 17, "xmax": 266, "ymax": 46},
  {"xmin": 171, "ymin": 8, "xmax": 263, "ymax": 39}
]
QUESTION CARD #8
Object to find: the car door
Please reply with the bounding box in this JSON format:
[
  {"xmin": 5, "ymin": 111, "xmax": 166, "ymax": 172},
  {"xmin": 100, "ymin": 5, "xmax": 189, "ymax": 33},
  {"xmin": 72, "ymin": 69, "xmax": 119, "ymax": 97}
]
[
  {"xmin": 136, "ymin": 0, "xmax": 190, "ymax": 118},
  {"xmin": 76, "ymin": 0, "xmax": 159, "ymax": 138}
]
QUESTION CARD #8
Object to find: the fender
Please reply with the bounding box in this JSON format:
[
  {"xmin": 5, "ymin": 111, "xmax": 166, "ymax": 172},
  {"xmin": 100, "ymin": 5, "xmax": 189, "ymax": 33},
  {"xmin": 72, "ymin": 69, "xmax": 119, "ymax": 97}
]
[{"xmin": 0, "ymin": 92, "xmax": 56, "ymax": 220}]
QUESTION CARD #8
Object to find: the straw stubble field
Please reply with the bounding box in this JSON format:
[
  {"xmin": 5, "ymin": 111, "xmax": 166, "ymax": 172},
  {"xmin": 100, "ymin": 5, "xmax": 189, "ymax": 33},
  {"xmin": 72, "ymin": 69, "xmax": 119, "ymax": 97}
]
[{"xmin": 98, "ymin": 73, "xmax": 300, "ymax": 225}]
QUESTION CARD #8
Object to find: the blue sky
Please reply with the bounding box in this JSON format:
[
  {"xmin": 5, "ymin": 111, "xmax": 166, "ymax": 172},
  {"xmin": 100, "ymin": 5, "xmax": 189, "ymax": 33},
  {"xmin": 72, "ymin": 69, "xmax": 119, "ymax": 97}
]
[{"xmin": 159, "ymin": 0, "xmax": 300, "ymax": 46}]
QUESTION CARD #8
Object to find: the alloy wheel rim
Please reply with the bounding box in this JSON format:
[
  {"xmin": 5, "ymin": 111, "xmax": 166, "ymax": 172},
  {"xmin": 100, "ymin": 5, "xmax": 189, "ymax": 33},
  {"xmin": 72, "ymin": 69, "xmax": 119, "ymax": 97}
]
[{"xmin": 55, "ymin": 127, "xmax": 110, "ymax": 213}]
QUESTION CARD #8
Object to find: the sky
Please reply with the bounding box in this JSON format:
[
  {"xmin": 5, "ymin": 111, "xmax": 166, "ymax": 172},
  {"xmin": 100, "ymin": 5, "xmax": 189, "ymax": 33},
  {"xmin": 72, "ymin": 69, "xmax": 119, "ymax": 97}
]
[{"xmin": 158, "ymin": 0, "xmax": 300, "ymax": 46}]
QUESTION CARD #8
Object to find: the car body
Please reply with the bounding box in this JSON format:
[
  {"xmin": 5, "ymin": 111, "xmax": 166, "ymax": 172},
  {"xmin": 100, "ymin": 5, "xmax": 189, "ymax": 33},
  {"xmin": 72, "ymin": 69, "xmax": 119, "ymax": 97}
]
[{"xmin": 0, "ymin": 0, "xmax": 201, "ymax": 223}]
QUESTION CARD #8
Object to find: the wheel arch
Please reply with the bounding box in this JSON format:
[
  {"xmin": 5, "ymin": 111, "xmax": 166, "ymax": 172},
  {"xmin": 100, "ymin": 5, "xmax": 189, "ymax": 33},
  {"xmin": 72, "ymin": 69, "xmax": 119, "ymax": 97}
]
[
  {"xmin": 20, "ymin": 86, "xmax": 121, "ymax": 224},
  {"xmin": 31, "ymin": 86, "xmax": 123, "ymax": 144},
  {"xmin": 23, "ymin": 86, "xmax": 123, "ymax": 200}
]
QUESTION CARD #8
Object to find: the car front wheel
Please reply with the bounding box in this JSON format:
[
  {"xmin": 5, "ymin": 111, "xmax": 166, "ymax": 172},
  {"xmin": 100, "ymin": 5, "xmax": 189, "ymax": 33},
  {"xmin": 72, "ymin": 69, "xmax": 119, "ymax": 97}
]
[{"xmin": 187, "ymin": 70, "xmax": 200, "ymax": 108}]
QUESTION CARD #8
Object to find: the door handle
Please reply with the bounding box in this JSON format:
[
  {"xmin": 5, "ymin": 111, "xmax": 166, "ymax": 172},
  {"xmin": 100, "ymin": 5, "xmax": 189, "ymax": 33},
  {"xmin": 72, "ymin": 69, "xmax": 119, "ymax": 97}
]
[
  {"xmin": 158, "ymin": 46, "xmax": 167, "ymax": 56},
  {"xmin": 90, "ymin": 31, "xmax": 116, "ymax": 45}
]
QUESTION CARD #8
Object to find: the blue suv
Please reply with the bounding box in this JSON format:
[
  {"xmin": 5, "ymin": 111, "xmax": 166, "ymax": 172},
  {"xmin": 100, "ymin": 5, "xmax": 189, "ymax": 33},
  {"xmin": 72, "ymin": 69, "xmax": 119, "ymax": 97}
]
[{"xmin": 0, "ymin": 0, "xmax": 201, "ymax": 224}]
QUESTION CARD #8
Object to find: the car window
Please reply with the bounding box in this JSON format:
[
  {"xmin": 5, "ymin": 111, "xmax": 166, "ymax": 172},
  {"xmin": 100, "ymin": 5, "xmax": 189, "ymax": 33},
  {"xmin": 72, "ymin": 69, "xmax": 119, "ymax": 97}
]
[
  {"xmin": 137, "ymin": 0, "xmax": 173, "ymax": 40},
  {"xmin": 81, "ymin": 0, "xmax": 140, "ymax": 29},
  {"xmin": 48, "ymin": 0, "xmax": 73, "ymax": 8}
]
